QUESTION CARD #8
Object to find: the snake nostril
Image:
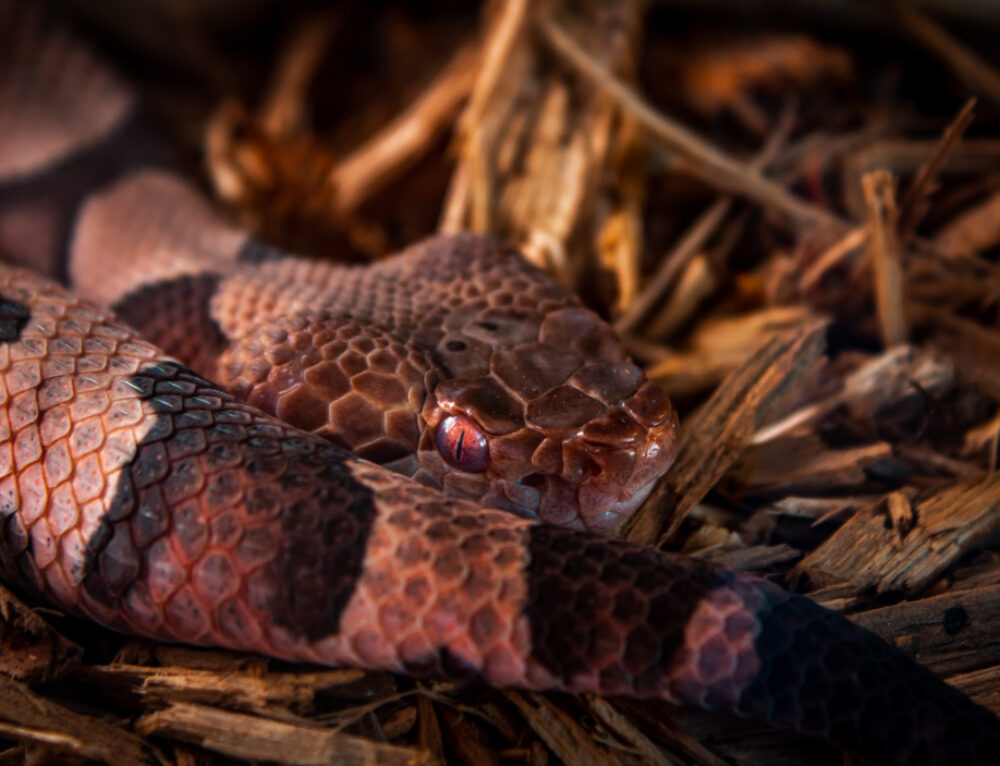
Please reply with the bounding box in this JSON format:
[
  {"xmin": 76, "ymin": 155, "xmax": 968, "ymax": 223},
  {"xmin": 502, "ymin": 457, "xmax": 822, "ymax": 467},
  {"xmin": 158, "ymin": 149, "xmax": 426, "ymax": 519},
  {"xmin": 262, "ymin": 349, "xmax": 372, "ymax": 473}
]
[{"xmin": 586, "ymin": 457, "xmax": 602, "ymax": 478}]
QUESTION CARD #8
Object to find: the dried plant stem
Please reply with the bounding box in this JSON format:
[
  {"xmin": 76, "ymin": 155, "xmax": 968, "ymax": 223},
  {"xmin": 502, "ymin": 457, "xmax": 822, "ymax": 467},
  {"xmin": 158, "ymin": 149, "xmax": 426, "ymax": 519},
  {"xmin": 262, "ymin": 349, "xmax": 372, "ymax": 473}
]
[
  {"xmin": 459, "ymin": 0, "xmax": 529, "ymax": 137},
  {"xmin": 539, "ymin": 15, "xmax": 843, "ymax": 232},
  {"xmin": 799, "ymin": 224, "xmax": 869, "ymax": 293},
  {"xmin": 616, "ymin": 109, "xmax": 793, "ymax": 335},
  {"xmin": 615, "ymin": 199, "xmax": 728, "ymax": 335}
]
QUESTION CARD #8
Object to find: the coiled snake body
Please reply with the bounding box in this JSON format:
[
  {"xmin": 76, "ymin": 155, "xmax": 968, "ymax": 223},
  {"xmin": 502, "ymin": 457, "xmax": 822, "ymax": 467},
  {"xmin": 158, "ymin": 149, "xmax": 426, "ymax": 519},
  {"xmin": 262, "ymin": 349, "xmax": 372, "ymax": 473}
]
[{"xmin": 0, "ymin": 5, "xmax": 998, "ymax": 764}]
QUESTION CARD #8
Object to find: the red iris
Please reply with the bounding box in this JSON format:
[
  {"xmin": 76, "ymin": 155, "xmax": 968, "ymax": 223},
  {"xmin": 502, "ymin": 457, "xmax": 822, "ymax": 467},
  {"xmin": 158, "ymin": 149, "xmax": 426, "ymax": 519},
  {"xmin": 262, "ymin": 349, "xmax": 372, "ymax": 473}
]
[{"xmin": 436, "ymin": 414, "xmax": 489, "ymax": 473}]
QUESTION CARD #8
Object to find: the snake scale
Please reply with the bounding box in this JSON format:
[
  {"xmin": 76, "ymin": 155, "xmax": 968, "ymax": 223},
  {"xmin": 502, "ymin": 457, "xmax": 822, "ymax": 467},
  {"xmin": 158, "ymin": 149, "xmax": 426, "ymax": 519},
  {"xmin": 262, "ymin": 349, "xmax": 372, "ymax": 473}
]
[{"xmin": 0, "ymin": 4, "xmax": 998, "ymax": 764}]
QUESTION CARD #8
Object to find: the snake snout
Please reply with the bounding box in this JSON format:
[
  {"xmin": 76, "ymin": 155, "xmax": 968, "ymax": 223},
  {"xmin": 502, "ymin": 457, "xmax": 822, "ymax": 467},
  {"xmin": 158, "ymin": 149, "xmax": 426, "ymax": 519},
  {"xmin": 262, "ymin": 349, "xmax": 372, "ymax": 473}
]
[{"xmin": 564, "ymin": 384, "xmax": 679, "ymax": 533}]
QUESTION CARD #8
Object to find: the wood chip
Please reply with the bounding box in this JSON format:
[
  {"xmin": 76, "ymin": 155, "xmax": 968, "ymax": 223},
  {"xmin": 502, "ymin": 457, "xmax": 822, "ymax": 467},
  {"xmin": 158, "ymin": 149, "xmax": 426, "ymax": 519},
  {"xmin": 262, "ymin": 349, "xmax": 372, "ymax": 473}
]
[
  {"xmin": 416, "ymin": 695, "xmax": 447, "ymax": 764},
  {"xmin": 852, "ymin": 582, "xmax": 1000, "ymax": 678},
  {"xmin": 886, "ymin": 490, "xmax": 916, "ymax": 537},
  {"xmin": 439, "ymin": 705, "xmax": 499, "ymax": 766},
  {"xmin": 0, "ymin": 583, "xmax": 80, "ymax": 684},
  {"xmin": 0, "ymin": 674, "xmax": 156, "ymax": 765},
  {"xmin": 504, "ymin": 692, "xmax": 622, "ymax": 766},
  {"xmin": 610, "ymin": 700, "xmax": 731, "ymax": 766},
  {"xmin": 947, "ymin": 664, "xmax": 1000, "ymax": 713},
  {"xmin": 136, "ymin": 702, "xmax": 432, "ymax": 766},
  {"xmin": 753, "ymin": 345, "xmax": 955, "ymax": 445},
  {"xmin": 701, "ymin": 543, "xmax": 802, "ymax": 572},
  {"xmin": 623, "ymin": 319, "xmax": 828, "ymax": 546},
  {"xmin": 615, "ymin": 114, "xmax": 794, "ymax": 335},
  {"xmin": 799, "ymin": 474, "xmax": 1000, "ymax": 593},
  {"xmin": 766, "ymin": 495, "xmax": 880, "ymax": 522},
  {"xmin": 538, "ymin": 14, "xmax": 842, "ymax": 232},
  {"xmin": 75, "ymin": 663, "xmax": 367, "ymax": 715},
  {"xmin": 647, "ymin": 306, "xmax": 817, "ymax": 398},
  {"xmin": 585, "ymin": 696, "xmax": 679, "ymax": 766},
  {"xmin": 728, "ymin": 434, "xmax": 892, "ymax": 497}
]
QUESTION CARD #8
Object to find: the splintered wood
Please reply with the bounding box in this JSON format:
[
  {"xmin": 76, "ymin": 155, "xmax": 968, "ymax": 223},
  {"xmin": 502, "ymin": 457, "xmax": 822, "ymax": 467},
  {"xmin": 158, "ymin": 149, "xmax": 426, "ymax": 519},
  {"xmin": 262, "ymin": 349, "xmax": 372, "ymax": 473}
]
[
  {"xmin": 443, "ymin": 0, "xmax": 646, "ymax": 288},
  {"xmin": 0, "ymin": 674, "xmax": 156, "ymax": 766},
  {"xmin": 622, "ymin": 320, "xmax": 829, "ymax": 547},
  {"xmin": 136, "ymin": 703, "xmax": 431, "ymax": 766},
  {"xmin": 11, "ymin": 0, "xmax": 1000, "ymax": 764},
  {"xmin": 0, "ymin": 586, "xmax": 80, "ymax": 684},
  {"xmin": 800, "ymin": 475, "xmax": 1000, "ymax": 594}
]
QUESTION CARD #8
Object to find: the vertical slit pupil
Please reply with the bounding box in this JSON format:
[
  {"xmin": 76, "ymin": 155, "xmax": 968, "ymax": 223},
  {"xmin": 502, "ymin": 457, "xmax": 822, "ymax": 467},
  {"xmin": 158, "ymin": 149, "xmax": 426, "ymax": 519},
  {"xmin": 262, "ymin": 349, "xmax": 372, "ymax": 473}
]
[{"xmin": 436, "ymin": 415, "xmax": 489, "ymax": 473}]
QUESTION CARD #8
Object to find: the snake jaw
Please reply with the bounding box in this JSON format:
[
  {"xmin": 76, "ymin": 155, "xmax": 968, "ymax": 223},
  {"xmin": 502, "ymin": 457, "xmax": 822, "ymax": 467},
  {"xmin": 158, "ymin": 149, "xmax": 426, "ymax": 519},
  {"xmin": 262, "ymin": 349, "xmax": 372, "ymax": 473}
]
[
  {"xmin": 522, "ymin": 405, "xmax": 678, "ymax": 534},
  {"xmin": 559, "ymin": 387, "xmax": 680, "ymax": 533},
  {"xmin": 569, "ymin": 433, "xmax": 675, "ymax": 534},
  {"xmin": 577, "ymin": 477, "xmax": 659, "ymax": 534}
]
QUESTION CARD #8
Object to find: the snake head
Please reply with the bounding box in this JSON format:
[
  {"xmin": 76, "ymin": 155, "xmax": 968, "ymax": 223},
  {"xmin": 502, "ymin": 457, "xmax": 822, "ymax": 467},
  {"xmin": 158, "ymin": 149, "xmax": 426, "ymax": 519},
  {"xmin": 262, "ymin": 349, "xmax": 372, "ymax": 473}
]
[
  {"xmin": 207, "ymin": 232, "xmax": 677, "ymax": 534},
  {"xmin": 416, "ymin": 302, "xmax": 678, "ymax": 534}
]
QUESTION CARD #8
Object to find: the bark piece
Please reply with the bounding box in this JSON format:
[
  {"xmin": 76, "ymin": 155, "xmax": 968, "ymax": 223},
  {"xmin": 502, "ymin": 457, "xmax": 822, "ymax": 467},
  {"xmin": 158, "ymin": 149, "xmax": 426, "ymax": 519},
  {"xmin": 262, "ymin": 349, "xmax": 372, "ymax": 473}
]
[
  {"xmin": 0, "ymin": 674, "xmax": 155, "ymax": 765},
  {"xmin": 0, "ymin": 584, "xmax": 81, "ymax": 684},
  {"xmin": 851, "ymin": 582, "xmax": 1000, "ymax": 678},
  {"xmin": 800, "ymin": 474, "xmax": 1000, "ymax": 593}
]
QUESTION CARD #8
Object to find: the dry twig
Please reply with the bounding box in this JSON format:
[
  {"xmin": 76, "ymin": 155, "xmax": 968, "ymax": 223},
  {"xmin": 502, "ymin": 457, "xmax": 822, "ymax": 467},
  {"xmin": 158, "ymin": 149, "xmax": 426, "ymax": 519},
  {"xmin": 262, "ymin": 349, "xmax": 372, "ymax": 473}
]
[{"xmin": 896, "ymin": 4, "xmax": 1000, "ymax": 106}]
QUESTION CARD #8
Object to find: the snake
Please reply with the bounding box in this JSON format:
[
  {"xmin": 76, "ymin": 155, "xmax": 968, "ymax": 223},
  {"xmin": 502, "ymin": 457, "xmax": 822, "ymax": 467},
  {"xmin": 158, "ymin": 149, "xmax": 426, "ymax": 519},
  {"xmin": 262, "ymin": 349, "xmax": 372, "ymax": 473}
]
[{"xmin": 0, "ymin": 5, "xmax": 998, "ymax": 765}]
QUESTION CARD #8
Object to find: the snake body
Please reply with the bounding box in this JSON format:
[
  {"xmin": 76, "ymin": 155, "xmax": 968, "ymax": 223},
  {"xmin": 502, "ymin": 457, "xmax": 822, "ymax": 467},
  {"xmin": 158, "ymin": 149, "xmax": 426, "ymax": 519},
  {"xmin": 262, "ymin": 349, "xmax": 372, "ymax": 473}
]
[{"xmin": 0, "ymin": 5, "xmax": 998, "ymax": 764}]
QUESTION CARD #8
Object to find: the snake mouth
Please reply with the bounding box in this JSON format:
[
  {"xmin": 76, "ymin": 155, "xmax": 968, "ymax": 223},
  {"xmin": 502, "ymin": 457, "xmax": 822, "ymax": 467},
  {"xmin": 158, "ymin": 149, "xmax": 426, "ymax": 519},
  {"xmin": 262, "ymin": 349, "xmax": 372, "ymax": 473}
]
[
  {"xmin": 493, "ymin": 402, "xmax": 679, "ymax": 533},
  {"xmin": 521, "ymin": 471, "xmax": 660, "ymax": 533},
  {"xmin": 520, "ymin": 472, "xmax": 546, "ymax": 487},
  {"xmin": 577, "ymin": 475, "xmax": 659, "ymax": 533}
]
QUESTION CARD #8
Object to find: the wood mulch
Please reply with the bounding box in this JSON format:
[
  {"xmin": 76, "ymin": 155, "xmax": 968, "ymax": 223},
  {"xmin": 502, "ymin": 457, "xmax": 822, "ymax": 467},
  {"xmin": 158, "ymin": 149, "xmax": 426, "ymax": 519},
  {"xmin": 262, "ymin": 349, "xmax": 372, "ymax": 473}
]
[{"xmin": 10, "ymin": 0, "xmax": 1000, "ymax": 762}]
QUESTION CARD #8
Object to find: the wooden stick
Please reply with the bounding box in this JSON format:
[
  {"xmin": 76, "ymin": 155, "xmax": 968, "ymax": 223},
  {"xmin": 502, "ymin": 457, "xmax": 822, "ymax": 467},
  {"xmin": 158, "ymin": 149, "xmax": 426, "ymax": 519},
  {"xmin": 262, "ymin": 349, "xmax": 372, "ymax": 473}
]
[
  {"xmin": 137, "ymin": 702, "xmax": 430, "ymax": 766},
  {"xmin": 863, "ymin": 170, "xmax": 908, "ymax": 347},
  {"xmin": 898, "ymin": 98, "xmax": 976, "ymax": 239},
  {"xmin": 330, "ymin": 44, "xmax": 479, "ymax": 215}
]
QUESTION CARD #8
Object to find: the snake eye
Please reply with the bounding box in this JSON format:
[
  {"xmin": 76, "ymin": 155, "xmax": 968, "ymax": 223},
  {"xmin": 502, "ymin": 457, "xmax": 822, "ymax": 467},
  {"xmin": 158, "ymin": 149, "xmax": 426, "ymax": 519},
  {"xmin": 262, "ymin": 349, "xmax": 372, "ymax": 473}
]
[{"xmin": 436, "ymin": 414, "xmax": 489, "ymax": 473}]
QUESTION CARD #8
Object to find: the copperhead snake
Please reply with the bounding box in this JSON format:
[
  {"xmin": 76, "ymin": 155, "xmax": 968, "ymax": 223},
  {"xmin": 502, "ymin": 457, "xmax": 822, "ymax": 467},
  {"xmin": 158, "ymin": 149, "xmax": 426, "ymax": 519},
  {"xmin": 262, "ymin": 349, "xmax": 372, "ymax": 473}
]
[{"xmin": 0, "ymin": 4, "xmax": 997, "ymax": 764}]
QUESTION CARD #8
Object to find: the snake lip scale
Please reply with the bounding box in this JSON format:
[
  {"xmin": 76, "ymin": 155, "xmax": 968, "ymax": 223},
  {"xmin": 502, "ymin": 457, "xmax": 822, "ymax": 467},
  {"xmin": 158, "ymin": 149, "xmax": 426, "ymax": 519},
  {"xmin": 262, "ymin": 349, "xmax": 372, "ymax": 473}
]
[{"xmin": 0, "ymin": 4, "xmax": 999, "ymax": 764}]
